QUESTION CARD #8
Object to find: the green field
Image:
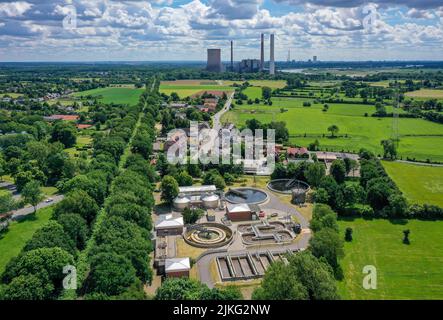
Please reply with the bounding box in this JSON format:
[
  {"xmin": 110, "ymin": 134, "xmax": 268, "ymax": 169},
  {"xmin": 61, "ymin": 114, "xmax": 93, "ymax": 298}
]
[
  {"xmin": 0, "ymin": 207, "xmax": 53, "ymax": 274},
  {"xmin": 383, "ymin": 161, "xmax": 443, "ymax": 207},
  {"xmin": 159, "ymin": 80, "xmax": 233, "ymax": 98},
  {"xmin": 243, "ymin": 87, "xmax": 264, "ymax": 100},
  {"xmin": 72, "ymin": 87, "xmax": 144, "ymax": 105},
  {"xmin": 223, "ymin": 97, "xmax": 443, "ymax": 161},
  {"xmin": 338, "ymin": 218, "xmax": 443, "ymax": 299}
]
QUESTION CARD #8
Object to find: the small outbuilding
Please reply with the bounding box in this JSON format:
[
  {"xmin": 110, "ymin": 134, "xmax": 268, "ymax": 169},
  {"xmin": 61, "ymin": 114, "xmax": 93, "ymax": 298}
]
[
  {"xmin": 226, "ymin": 203, "xmax": 253, "ymax": 221},
  {"xmin": 165, "ymin": 257, "xmax": 191, "ymax": 278},
  {"xmin": 155, "ymin": 216, "xmax": 184, "ymax": 236}
]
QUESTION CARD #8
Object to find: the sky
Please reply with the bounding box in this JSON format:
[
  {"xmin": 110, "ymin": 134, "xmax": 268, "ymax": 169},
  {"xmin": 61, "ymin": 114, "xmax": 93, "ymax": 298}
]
[{"xmin": 0, "ymin": 0, "xmax": 443, "ymax": 62}]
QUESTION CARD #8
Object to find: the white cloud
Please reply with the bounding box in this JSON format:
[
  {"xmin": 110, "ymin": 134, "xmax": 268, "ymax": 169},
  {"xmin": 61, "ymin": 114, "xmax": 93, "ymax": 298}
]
[
  {"xmin": 0, "ymin": 1, "xmax": 33, "ymax": 17},
  {"xmin": 0, "ymin": 0, "xmax": 442, "ymax": 61}
]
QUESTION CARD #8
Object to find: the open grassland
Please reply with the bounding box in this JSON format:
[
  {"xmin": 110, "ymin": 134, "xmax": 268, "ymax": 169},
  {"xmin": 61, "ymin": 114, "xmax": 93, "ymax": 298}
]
[
  {"xmin": 72, "ymin": 87, "xmax": 144, "ymax": 105},
  {"xmin": 0, "ymin": 207, "xmax": 53, "ymax": 274},
  {"xmin": 159, "ymin": 80, "xmax": 233, "ymax": 98},
  {"xmin": 223, "ymin": 97, "xmax": 443, "ymax": 162},
  {"xmin": 337, "ymin": 218, "xmax": 443, "ymax": 300},
  {"xmin": 405, "ymin": 89, "xmax": 443, "ymax": 99},
  {"xmin": 382, "ymin": 161, "xmax": 443, "ymax": 207}
]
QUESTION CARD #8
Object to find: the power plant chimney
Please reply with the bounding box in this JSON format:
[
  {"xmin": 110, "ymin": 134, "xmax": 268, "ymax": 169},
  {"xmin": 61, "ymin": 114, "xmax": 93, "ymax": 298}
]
[
  {"xmin": 269, "ymin": 34, "xmax": 275, "ymax": 75},
  {"xmin": 260, "ymin": 33, "xmax": 265, "ymax": 71},
  {"xmin": 230, "ymin": 40, "xmax": 234, "ymax": 72}
]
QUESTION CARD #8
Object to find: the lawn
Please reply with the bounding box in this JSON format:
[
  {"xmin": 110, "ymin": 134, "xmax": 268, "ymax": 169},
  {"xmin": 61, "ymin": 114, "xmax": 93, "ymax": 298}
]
[
  {"xmin": 72, "ymin": 87, "xmax": 144, "ymax": 105},
  {"xmin": 382, "ymin": 161, "xmax": 443, "ymax": 207},
  {"xmin": 0, "ymin": 207, "xmax": 53, "ymax": 274},
  {"xmin": 337, "ymin": 218, "xmax": 443, "ymax": 300},
  {"xmin": 223, "ymin": 97, "xmax": 443, "ymax": 162}
]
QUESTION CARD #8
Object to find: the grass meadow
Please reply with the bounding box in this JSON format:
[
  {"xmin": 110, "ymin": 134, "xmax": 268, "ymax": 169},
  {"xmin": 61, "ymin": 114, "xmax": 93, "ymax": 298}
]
[
  {"xmin": 72, "ymin": 87, "xmax": 144, "ymax": 105},
  {"xmin": 223, "ymin": 97, "xmax": 443, "ymax": 162},
  {"xmin": 383, "ymin": 161, "xmax": 443, "ymax": 207},
  {"xmin": 0, "ymin": 207, "xmax": 53, "ymax": 274},
  {"xmin": 337, "ymin": 218, "xmax": 443, "ymax": 300}
]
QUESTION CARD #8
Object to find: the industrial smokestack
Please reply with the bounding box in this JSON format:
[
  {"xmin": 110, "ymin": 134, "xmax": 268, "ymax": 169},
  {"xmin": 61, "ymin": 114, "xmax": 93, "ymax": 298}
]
[
  {"xmin": 231, "ymin": 41, "xmax": 234, "ymax": 72},
  {"xmin": 269, "ymin": 34, "xmax": 275, "ymax": 75},
  {"xmin": 260, "ymin": 33, "xmax": 265, "ymax": 71}
]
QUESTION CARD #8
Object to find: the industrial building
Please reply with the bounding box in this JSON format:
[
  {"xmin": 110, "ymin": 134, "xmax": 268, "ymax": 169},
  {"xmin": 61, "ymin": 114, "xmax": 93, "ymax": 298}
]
[
  {"xmin": 239, "ymin": 59, "xmax": 261, "ymax": 73},
  {"xmin": 207, "ymin": 49, "xmax": 223, "ymax": 72},
  {"xmin": 206, "ymin": 33, "xmax": 276, "ymax": 74},
  {"xmin": 155, "ymin": 215, "xmax": 184, "ymax": 236},
  {"xmin": 225, "ymin": 203, "xmax": 262, "ymax": 222},
  {"xmin": 165, "ymin": 258, "xmax": 191, "ymax": 278},
  {"xmin": 173, "ymin": 185, "xmax": 220, "ymax": 211}
]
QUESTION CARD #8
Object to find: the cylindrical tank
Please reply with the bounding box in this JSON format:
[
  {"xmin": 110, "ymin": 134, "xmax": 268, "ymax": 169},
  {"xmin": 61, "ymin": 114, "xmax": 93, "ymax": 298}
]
[
  {"xmin": 173, "ymin": 196, "xmax": 190, "ymax": 211},
  {"xmin": 202, "ymin": 194, "xmax": 219, "ymax": 209}
]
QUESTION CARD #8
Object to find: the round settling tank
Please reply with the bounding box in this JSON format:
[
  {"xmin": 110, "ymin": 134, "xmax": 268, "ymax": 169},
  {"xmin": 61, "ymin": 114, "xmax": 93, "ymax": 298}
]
[
  {"xmin": 173, "ymin": 196, "xmax": 190, "ymax": 211},
  {"xmin": 202, "ymin": 194, "xmax": 219, "ymax": 209}
]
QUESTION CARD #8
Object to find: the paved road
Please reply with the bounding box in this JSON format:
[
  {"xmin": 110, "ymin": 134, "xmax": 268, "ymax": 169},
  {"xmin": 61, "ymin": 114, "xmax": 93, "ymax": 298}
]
[
  {"xmin": 394, "ymin": 159, "xmax": 443, "ymax": 167},
  {"xmin": 212, "ymin": 92, "xmax": 234, "ymax": 133},
  {"xmin": 0, "ymin": 182, "xmax": 20, "ymax": 200},
  {"xmin": 11, "ymin": 195, "xmax": 64, "ymax": 221}
]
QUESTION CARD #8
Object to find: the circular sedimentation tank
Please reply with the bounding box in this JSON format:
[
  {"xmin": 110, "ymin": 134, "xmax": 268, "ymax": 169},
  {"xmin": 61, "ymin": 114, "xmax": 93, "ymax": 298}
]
[
  {"xmin": 224, "ymin": 187, "xmax": 269, "ymax": 205},
  {"xmin": 184, "ymin": 223, "xmax": 233, "ymax": 248},
  {"xmin": 267, "ymin": 179, "xmax": 310, "ymax": 195}
]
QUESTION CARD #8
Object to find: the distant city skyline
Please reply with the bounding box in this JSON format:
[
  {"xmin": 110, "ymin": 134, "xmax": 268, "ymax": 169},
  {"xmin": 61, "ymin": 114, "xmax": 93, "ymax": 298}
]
[{"xmin": 0, "ymin": 0, "xmax": 443, "ymax": 62}]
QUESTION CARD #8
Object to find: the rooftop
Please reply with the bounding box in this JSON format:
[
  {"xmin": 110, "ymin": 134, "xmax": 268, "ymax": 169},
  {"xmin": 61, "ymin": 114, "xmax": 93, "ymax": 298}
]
[
  {"xmin": 165, "ymin": 257, "xmax": 190, "ymax": 273},
  {"xmin": 155, "ymin": 216, "xmax": 184, "ymax": 229},
  {"xmin": 226, "ymin": 203, "xmax": 251, "ymax": 213},
  {"xmin": 179, "ymin": 185, "xmax": 217, "ymax": 193}
]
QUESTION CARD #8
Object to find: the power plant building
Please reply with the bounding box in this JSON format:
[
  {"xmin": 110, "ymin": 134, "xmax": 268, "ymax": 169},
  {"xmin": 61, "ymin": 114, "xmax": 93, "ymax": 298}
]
[
  {"xmin": 207, "ymin": 49, "xmax": 223, "ymax": 72},
  {"xmin": 239, "ymin": 59, "xmax": 261, "ymax": 73}
]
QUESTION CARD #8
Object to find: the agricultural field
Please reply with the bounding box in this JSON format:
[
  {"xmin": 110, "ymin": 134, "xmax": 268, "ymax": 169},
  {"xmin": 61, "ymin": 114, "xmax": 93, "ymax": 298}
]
[
  {"xmin": 0, "ymin": 207, "xmax": 53, "ymax": 274},
  {"xmin": 337, "ymin": 218, "xmax": 443, "ymax": 300},
  {"xmin": 405, "ymin": 89, "xmax": 443, "ymax": 99},
  {"xmin": 382, "ymin": 161, "xmax": 443, "ymax": 207},
  {"xmin": 223, "ymin": 97, "xmax": 443, "ymax": 161},
  {"xmin": 72, "ymin": 87, "xmax": 144, "ymax": 105},
  {"xmin": 159, "ymin": 80, "xmax": 233, "ymax": 98}
]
